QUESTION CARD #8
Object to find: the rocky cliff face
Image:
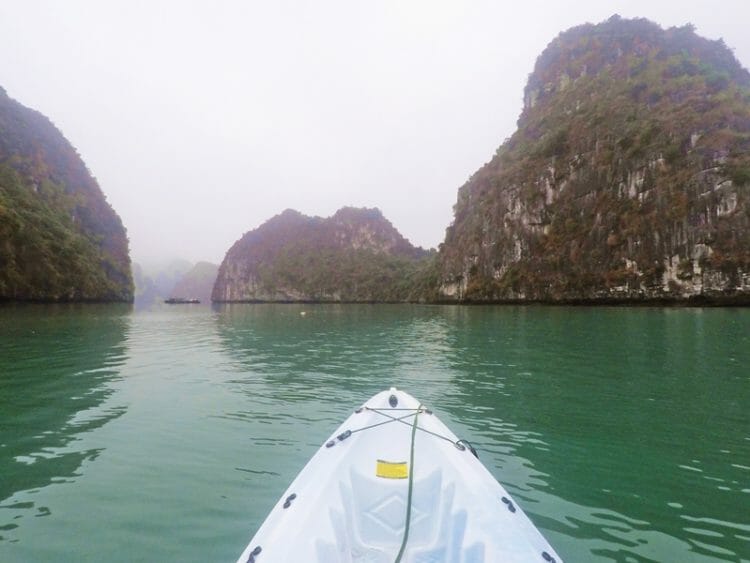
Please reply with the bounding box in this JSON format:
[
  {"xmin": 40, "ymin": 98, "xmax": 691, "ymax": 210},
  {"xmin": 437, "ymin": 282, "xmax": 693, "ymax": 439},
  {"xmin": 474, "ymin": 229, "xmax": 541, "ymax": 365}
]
[
  {"xmin": 213, "ymin": 207, "xmax": 432, "ymax": 302},
  {"xmin": 0, "ymin": 87, "xmax": 133, "ymax": 301},
  {"xmin": 439, "ymin": 16, "xmax": 750, "ymax": 303}
]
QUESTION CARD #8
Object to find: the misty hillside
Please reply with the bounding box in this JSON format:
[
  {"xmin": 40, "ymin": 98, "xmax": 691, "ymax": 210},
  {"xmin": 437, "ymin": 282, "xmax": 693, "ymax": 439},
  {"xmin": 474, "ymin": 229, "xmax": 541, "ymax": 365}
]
[
  {"xmin": 213, "ymin": 207, "xmax": 435, "ymax": 302},
  {"xmin": 170, "ymin": 262, "xmax": 218, "ymax": 303},
  {"xmin": 438, "ymin": 16, "xmax": 750, "ymax": 303},
  {"xmin": 0, "ymin": 86, "xmax": 132, "ymax": 301},
  {"xmin": 133, "ymin": 259, "xmax": 193, "ymax": 308}
]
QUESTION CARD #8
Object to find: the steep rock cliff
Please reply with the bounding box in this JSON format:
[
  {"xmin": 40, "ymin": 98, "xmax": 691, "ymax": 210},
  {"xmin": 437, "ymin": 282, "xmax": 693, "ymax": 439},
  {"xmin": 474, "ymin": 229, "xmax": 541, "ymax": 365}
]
[
  {"xmin": 439, "ymin": 16, "xmax": 750, "ymax": 302},
  {"xmin": 213, "ymin": 207, "xmax": 432, "ymax": 302},
  {"xmin": 0, "ymin": 87, "xmax": 133, "ymax": 301}
]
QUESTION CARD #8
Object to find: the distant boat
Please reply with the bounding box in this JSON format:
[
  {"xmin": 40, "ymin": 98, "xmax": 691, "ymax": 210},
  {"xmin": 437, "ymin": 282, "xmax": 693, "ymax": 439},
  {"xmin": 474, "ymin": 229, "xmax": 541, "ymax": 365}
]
[{"xmin": 164, "ymin": 297, "xmax": 200, "ymax": 304}]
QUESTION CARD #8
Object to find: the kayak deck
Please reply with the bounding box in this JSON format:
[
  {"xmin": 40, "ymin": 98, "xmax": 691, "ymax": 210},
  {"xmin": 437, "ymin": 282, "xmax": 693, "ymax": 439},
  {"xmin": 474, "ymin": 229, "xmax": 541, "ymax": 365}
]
[{"xmin": 236, "ymin": 388, "xmax": 562, "ymax": 562}]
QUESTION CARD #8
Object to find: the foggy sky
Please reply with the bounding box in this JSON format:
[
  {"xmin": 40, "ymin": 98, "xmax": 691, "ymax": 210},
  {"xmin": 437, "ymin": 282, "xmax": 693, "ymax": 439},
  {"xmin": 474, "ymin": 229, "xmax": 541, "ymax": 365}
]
[{"xmin": 1, "ymin": 1, "xmax": 749, "ymax": 266}]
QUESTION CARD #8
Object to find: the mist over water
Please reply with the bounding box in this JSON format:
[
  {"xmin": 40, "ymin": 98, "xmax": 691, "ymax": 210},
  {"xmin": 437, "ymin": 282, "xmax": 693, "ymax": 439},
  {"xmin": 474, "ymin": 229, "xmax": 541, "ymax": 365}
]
[{"xmin": 1, "ymin": 304, "xmax": 748, "ymax": 561}]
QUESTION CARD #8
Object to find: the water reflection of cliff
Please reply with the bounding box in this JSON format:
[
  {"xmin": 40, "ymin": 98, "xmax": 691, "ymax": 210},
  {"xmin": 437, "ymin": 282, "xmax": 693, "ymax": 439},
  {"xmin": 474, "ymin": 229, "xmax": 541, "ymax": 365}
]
[
  {"xmin": 213, "ymin": 303, "xmax": 459, "ymax": 403},
  {"xmin": 434, "ymin": 306, "xmax": 750, "ymax": 562},
  {"xmin": 0, "ymin": 304, "xmax": 130, "ymax": 537},
  {"xmin": 212, "ymin": 303, "xmax": 750, "ymax": 561},
  {"xmin": 211, "ymin": 303, "xmax": 464, "ymax": 524}
]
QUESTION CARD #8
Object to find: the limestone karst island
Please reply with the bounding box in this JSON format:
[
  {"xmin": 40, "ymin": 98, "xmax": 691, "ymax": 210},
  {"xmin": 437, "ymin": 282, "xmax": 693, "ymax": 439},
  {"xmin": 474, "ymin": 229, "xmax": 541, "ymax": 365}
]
[
  {"xmin": 215, "ymin": 17, "xmax": 750, "ymax": 305},
  {"xmin": 0, "ymin": 87, "xmax": 132, "ymax": 302},
  {"xmin": 1, "ymin": 16, "xmax": 749, "ymax": 304},
  {"xmin": 437, "ymin": 16, "xmax": 750, "ymax": 303}
]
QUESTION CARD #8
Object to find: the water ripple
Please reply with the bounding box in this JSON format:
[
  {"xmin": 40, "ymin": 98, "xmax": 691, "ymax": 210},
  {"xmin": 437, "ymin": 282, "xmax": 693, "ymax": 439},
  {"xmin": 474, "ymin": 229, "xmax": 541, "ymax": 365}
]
[{"xmin": 1, "ymin": 304, "xmax": 748, "ymax": 561}]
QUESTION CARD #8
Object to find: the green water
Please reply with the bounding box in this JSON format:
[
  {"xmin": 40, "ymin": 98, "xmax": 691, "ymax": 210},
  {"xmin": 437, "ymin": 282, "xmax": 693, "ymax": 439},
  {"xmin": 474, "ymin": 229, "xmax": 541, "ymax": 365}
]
[{"xmin": 0, "ymin": 304, "xmax": 748, "ymax": 562}]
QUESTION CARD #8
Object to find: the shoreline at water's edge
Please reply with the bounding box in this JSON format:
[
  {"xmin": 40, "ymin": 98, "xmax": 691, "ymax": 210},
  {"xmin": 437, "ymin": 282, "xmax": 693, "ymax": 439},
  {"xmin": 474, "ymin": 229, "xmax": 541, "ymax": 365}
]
[
  {"xmin": 0, "ymin": 297, "xmax": 134, "ymax": 305},
  {"xmin": 7, "ymin": 296, "xmax": 746, "ymax": 307},
  {"xmin": 210, "ymin": 295, "xmax": 750, "ymax": 307}
]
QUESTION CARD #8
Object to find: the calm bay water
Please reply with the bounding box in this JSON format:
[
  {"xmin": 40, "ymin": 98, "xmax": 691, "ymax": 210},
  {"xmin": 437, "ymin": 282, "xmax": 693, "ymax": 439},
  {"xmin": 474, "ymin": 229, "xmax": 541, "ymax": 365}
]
[{"xmin": 0, "ymin": 304, "xmax": 748, "ymax": 562}]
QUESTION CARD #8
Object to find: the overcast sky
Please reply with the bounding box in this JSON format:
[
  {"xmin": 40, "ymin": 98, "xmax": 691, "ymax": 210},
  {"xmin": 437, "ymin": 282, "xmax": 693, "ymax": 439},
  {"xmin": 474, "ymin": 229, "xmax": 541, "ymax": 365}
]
[{"xmin": 1, "ymin": 1, "xmax": 749, "ymax": 266}]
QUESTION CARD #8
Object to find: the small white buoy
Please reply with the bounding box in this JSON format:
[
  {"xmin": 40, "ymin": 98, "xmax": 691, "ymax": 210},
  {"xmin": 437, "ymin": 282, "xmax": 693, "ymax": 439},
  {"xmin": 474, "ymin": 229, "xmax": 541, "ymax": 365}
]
[{"xmin": 300, "ymin": 311, "xmax": 307, "ymax": 316}]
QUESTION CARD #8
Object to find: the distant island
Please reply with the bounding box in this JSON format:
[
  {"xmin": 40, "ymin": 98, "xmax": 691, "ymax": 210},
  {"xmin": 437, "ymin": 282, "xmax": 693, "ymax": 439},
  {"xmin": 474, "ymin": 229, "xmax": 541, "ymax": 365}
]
[
  {"xmin": 212, "ymin": 207, "xmax": 436, "ymax": 303},
  {"xmin": 0, "ymin": 86, "xmax": 133, "ymax": 302},
  {"xmin": 134, "ymin": 260, "xmax": 218, "ymax": 308},
  {"xmin": 170, "ymin": 261, "xmax": 218, "ymax": 304},
  {"xmin": 213, "ymin": 16, "xmax": 749, "ymax": 305}
]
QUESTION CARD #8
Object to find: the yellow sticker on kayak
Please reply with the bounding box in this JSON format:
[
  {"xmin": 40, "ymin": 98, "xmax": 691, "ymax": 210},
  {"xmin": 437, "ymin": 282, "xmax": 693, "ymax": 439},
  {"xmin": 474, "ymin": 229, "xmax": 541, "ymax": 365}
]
[{"xmin": 376, "ymin": 459, "xmax": 408, "ymax": 479}]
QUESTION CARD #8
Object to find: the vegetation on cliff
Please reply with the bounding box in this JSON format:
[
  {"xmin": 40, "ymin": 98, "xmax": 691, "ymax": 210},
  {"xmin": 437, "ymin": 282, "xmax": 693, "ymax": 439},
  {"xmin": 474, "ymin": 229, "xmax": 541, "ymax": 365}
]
[
  {"xmin": 0, "ymin": 87, "xmax": 132, "ymax": 301},
  {"xmin": 213, "ymin": 208, "xmax": 435, "ymax": 302},
  {"xmin": 439, "ymin": 16, "xmax": 750, "ymax": 302}
]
